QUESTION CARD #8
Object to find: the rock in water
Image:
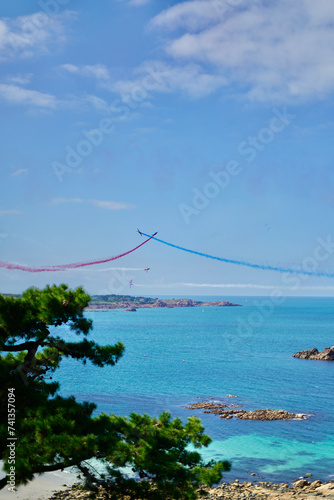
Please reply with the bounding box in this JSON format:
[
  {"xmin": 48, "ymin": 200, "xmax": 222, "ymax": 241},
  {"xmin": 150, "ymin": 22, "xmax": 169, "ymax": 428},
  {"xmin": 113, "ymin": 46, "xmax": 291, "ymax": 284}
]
[
  {"xmin": 182, "ymin": 401, "xmax": 308, "ymax": 420},
  {"xmin": 293, "ymin": 346, "xmax": 334, "ymax": 361}
]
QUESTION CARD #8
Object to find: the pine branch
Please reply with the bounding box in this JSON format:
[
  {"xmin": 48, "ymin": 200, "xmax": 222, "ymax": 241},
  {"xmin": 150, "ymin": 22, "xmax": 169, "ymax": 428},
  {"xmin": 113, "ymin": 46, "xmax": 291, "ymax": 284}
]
[
  {"xmin": 0, "ymin": 477, "xmax": 7, "ymax": 491},
  {"xmin": 1, "ymin": 340, "xmax": 40, "ymax": 352}
]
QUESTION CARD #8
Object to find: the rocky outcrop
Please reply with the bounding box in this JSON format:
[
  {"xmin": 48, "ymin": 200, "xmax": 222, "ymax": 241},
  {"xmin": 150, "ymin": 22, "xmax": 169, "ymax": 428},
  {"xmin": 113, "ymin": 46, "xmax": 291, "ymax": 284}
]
[
  {"xmin": 218, "ymin": 409, "xmax": 305, "ymax": 421},
  {"xmin": 48, "ymin": 478, "xmax": 334, "ymax": 499},
  {"xmin": 293, "ymin": 346, "xmax": 334, "ymax": 361},
  {"xmin": 183, "ymin": 402, "xmax": 230, "ymax": 412},
  {"xmin": 200, "ymin": 479, "xmax": 334, "ymax": 499},
  {"xmin": 182, "ymin": 400, "xmax": 309, "ymax": 421}
]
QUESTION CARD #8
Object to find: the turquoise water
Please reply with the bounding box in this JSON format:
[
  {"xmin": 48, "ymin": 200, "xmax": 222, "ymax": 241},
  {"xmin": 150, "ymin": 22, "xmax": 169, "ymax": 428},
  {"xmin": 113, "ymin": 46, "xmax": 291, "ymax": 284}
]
[{"xmin": 53, "ymin": 296, "xmax": 334, "ymax": 484}]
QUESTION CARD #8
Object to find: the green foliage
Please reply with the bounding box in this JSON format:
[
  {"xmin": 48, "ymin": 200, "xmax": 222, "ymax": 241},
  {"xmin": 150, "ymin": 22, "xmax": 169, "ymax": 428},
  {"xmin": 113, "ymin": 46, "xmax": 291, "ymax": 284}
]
[
  {"xmin": 89, "ymin": 294, "xmax": 157, "ymax": 305},
  {"xmin": 0, "ymin": 285, "xmax": 230, "ymax": 498},
  {"xmin": 103, "ymin": 412, "xmax": 230, "ymax": 499}
]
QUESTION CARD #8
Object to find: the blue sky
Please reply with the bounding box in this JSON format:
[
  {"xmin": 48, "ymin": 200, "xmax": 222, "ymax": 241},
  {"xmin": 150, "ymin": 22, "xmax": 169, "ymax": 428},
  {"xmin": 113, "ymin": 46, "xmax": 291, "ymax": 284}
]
[{"xmin": 1, "ymin": 0, "xmax": 334, "ymax": 296}]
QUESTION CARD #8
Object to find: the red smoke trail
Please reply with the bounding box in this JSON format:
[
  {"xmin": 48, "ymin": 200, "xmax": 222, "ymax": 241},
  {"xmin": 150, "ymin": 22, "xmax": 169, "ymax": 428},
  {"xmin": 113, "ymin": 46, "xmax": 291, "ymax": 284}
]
[{"xmin": 0, "ymin": 236, "xmax": 153, "ymax": 273}]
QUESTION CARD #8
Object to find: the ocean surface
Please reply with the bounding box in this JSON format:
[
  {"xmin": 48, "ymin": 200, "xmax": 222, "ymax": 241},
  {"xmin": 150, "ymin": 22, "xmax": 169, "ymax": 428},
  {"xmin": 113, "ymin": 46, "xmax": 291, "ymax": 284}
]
[{"xmin": 53, "ymin": 296, "xmax": 334, "ymax": 485}]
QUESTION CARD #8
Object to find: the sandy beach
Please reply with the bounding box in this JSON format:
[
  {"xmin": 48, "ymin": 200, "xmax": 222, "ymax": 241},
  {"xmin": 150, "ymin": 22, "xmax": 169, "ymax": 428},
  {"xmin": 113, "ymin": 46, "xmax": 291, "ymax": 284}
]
[{"xmin": 0, "ymin": 468, "xmax": 77, "ymax": 500}]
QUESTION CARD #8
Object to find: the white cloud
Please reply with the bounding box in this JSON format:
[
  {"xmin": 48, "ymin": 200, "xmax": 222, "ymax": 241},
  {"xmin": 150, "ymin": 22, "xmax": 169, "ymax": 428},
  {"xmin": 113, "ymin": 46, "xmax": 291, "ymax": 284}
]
[
  {"xmin": 11, "ymin": 169, "xmax": 28, "ymax": 177},
  {"xmin": 148, "ymin": 0, "xmax": 334, "ymax": 102},
  {"xmin": 4, "ymin": 73, "xmax": 33, "ymax": 85},
  {"xmin": 0, "ymin": 84, "xmax": 56, "ymax": 108},
  {"xmin": 71, "ymin": 267, "xmax": 146, "ymax": 272},
  {"xmin": 81, "ymin": 94, "xmax": 110, "ymax": 111},
  {"xmin": 0, "ymin": 84, "xmax": 109, "ymax": 112},
  {"xmin": 177, "ymin": 283, "xmax": 283, "ymax": 289},
  {"xmin": 111, "ymin": 60, "xmax": 226, "ymax": 99},
  {"xmin": 0, "ymin": 11, "xmax": 73, "ymax": 61},
  {"xmin": 149, "ymin": 1, "xmax": 223, "ymax": 32},
  {"xmin": 129, "ymin": 0, "xmax": 151, "ymax": 5},
  {"xmin": 52, "ymin": 198, "xmax": 135, "ymax": 210},
  {"xmin": 61, "ymin": 58, "xmax": 222, "ymax": 102},
  {"xmin": 157, "ymin": 63, "xmax": 226, "ymax": 98},
  {"xmin": 61, "ymin": 63, "xmax": 110, "ymax": 80},
  {"xmin": 91, "ymin": 200, "xmax": 135, "ymax": 210},
  {"xmin": 192, "ymin": 283, "xmax": 334, "ymax": 291},
  {"xmin": 0, "ymin": 209, "xmax": 22, "ymax": 215},
  {"xmin": 118, "ymin": 0, "xmax": 151, "ymax": 6},
  {"xmin": 151, "ymin": 282, "xmax": 334, "ymax": 291},
  {"xmin": 60, "ymin": 63, "xmax": 78, "ymax": 73}
]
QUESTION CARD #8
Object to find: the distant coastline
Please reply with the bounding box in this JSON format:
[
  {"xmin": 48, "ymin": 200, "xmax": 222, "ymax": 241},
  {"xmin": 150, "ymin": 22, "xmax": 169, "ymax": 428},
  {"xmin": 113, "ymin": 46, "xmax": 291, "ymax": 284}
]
[{"xmin": 86, "ymin": 294, "xmax": 242, "ymax": 310}]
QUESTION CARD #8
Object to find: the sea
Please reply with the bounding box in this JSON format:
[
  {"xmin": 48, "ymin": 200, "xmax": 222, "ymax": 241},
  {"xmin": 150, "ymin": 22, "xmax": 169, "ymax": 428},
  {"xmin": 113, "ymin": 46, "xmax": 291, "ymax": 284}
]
[{"xmin": 53, "ymin": 296, "xmax": 334, "ymax": 485}]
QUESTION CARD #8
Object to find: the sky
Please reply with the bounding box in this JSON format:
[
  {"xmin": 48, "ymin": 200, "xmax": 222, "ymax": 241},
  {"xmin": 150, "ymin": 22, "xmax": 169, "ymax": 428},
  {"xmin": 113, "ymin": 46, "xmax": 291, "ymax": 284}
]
[{"xmin": 1, "ymin": 0, "xmax": 334, "ymax": 297}]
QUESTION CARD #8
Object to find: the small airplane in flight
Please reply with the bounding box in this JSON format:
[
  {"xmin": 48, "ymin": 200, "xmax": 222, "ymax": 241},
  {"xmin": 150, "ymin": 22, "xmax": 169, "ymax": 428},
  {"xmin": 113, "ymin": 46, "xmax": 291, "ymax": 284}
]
[
  {"xmin": 137, "ymin": 229, "xmax": 158, "ymax": 238},
  {"xmin": 128, "ymin": 279, "xmax": 134, "ymax": 288},
  {"xmin": 144, "ymin": 267, "xmax": 150, "ymax": 273}
]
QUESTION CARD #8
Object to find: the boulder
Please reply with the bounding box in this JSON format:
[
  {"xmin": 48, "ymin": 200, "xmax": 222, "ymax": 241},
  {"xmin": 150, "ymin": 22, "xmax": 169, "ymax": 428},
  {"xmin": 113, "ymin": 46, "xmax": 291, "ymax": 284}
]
[
  {"xmin": 293, "ymin": 479, "xmax": 309, "ymax": 488},
  {"xmin": 293, "ymin": 346, "xmax": 334, "ymax": 361},
  {"xmin": 316, "ymin": 483, "xmax": 334, "ymax": 496},
  {"xmin": 310, "ymin": 480, "xmax": 322, "ymax": 488}
]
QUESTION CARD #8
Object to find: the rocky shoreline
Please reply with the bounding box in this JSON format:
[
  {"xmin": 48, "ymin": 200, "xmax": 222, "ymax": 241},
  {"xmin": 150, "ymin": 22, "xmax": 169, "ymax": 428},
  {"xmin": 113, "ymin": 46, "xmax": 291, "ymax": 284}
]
[
  {"xmin": 293, "ymin": 346, "xmax": 334, "ymax": 361},
  {"xmin": 201, "ymin": 478, "xmax": 334, "ymax": 499},
  {"xmin": 182, "ymin": 398, "xmax": 309, "ymax": 421},
  {"xmin": 47, "ymin": 478, "xmax": 334, "ymax": 500}
]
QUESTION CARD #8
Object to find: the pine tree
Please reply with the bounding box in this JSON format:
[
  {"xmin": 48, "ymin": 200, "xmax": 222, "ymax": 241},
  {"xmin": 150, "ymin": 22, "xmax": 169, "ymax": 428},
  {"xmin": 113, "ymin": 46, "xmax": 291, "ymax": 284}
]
[{"xmin": 0, "ymin": 284, "xmax": 230, "ymax": 498}]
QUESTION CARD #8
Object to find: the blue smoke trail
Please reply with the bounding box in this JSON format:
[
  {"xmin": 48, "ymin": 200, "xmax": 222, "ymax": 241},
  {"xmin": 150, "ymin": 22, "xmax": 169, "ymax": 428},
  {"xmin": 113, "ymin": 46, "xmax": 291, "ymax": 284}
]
[{"xmin": 140, "ymin": 232, "xmax": 334, "ymax": 278}]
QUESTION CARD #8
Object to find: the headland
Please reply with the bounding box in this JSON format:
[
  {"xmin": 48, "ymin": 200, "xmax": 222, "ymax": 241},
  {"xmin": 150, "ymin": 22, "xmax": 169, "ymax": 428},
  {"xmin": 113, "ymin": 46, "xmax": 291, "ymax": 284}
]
[{"xmin": 86, "ymin": 294, "xmax": 242, "ymax": 310}]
